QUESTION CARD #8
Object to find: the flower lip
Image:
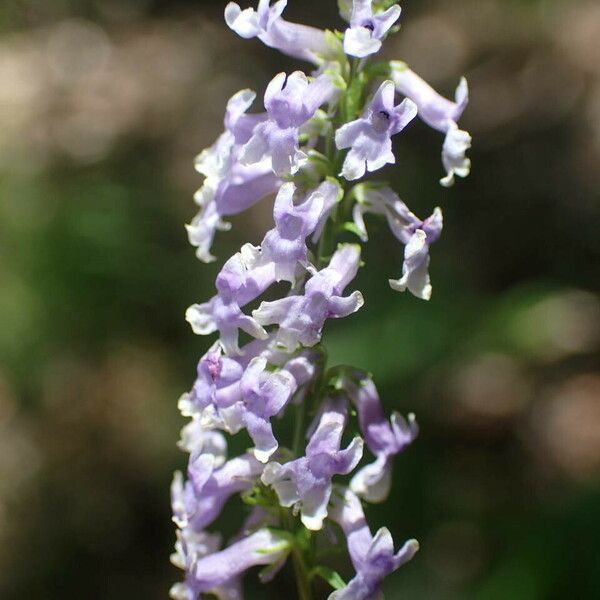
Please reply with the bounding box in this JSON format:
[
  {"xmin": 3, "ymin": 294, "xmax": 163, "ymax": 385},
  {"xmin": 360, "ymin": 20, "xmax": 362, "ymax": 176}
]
[
  {"xmin": 372, "ymin": 109, "xmax": 392, "ymax": 133},
  {"xmin": 362, "ymin": 20, "xmax": 375, "ymax": 32}
]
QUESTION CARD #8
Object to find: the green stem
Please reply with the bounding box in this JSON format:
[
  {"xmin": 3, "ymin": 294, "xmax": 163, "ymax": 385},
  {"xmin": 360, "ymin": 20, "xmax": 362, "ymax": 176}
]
[
  {"xmin": 281, "ymin": 508, "xmax": 313, "ymax": 600},
  {"xmin": 291, "ymin": 544, "xmax": 313, "ymax": 600}
]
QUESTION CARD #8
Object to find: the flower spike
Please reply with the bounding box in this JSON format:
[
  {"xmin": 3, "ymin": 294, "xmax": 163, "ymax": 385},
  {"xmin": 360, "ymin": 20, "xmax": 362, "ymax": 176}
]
[{"xmin": 173, "ymin": 2, "xmax": 472, "ymax": 596}]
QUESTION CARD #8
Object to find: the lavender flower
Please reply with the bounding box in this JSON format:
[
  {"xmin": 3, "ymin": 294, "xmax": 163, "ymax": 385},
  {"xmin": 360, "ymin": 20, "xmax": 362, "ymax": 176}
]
[
  {"xmin": 390, "ymin": 61, "xmax": 472, "ymax": 186},
  {"xmin": 352, "ymin": 185, "xmax": 443, "ymax": 299},
  {"xmin": 335, "ymin": 81, "xmax": 417, "ymax": 180},
  {"xmin": 262, "ymin": 396, "xmax": 363, "ymax": 530},
  {"xmin": 241, "ymin": 71, "xmax": 338, "ymax": 176},
  {"xmin": 329, "ymin": 486, "xmax": 419, "ymax": 599},
  {"xmin": 179, "ymin": 341, "xmax": 247, "ymax": 426},
  {"xmin": 180, "ymin": 337, "xmax": 317, "ymax": 442},
  {"xmin": 172, "ymin": 452, "xmax": 263, "ymax": 531},
  {"xmin": 170, "ymin": 529, "xmax": 229, "ymax": 600},
  {"xmin": 186, "ymin": 290, "xmax": 268, "ymax": 356},
  {"xmin": 240, "ymin": 356, "xmax": 297, "ymax": 462},
  {"xmin": 172, "ymin": 2, "xmax": 472, "ymax": 596},
  {"xmin": 343, "ymin": 0, "xmax": 402, "ymax": 58},
  {"xmin": 187, "ymin": 528, "xmax": 291, "ymax": 597},
  {"xmin": 342, "ymin": 370, "xmax": 418, "ymax": 502},
  {"xmin": 252, "ymin": 244, "xmax": 364, "ymax": 351},
  {"xmin": 177, "ymin": 420, "xmax": 228, "ymax": 460},
  {"xmin": 255, "ymin": 180, "xmax": 329, "ymax": 283},
  {"xmin": 389, "ymin": 229, "xmax": 434, "ymax": 300},
  {"xmin": 185, "ymin": 181, "xmax": 340, "ymax": 354},
  {"xmin": 225, "ymin": 0, "xmax": 339, "ymax": 65},
  {"xmin": 188, "ymin": 89, "xmax": 279, "ymax": 262}
]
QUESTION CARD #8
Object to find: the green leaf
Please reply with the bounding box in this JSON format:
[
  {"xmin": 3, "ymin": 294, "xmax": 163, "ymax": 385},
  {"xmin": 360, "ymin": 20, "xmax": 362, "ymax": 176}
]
[{"xmin": 310, "ymin": 566, "xmax": 346, "ymax": 590}]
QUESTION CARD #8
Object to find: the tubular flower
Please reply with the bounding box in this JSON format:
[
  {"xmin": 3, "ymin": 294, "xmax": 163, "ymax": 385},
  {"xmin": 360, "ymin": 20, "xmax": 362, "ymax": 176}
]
[
  {"xmin": 194, "ymin": 528, "xmax": 291, "ymax": 589},
  {"xmin": 172, "ymin": 1, "xmax": 472, "ymax": 596},
  {"xmin": 262, "ymin": 396, "xmax": 363, "ymax": 530},
  {"xmin": 343, "ymin": 0, "xmax": 402, "ymax": 58},
  {"xmin": 185, "ymin": 181, "xmax": 339, "ymax": 354},
  {"xmin": 335, "ymin": 80, "xmax": 417, "ymax": 180},
  {"xmin": 225, "ymin": 0, "xmax": 339, "ymax": 65},
  {"xmin": 180, "ymin": 337, "xmax": 317, "ymax": 437},
  {"xmin": 341, "ymin": 369, "xmax": 418, "ymax": 502},
  {"xmin": 187, "ymin": 89, "xmax": 280, "ymax": 262},
  {"xmin": 169, "ymin": 529, "xmax": 230, "ymax": 600},
  {"xmin": 240, "ymin": 356, "xmax": 297, "ymax": 462},
  {"xmin": 390, "ymin": 61, "xmax": 472, "ymax": 186},
  {"xmin": 252, "ymin": 244, "xmax": 364, "ymax": 352},
  {"xmin": 351, "ymin": 185, "xmax": 443, "ymax": 299},
  {"xmin": 173, "ymin": 452, "xmax": 263, "ymax": 531},
  {"xmin": 328, "ymin": 486, "xmax": 419, "ymax": 599},
  {"xmin": 241, "ymin": 71, "xmax": 338, "ymax": 176}
]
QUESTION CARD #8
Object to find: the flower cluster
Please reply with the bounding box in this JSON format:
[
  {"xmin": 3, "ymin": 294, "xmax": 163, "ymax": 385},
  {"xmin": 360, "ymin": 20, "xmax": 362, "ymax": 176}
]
[{"xmin": 172, "ymin": 1, "xmax": 471, "ymax": 598}]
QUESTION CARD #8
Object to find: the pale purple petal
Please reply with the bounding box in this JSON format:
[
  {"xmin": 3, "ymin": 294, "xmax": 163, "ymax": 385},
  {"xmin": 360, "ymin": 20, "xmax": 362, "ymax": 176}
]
[
  {"xmin": 311, "ymin": 179, "xmax": 343, "ymax": 242},
  {"xmin": 224, "ymin": 88, "xmax": 267, "ymax": 145},
  {"xmin": 244, "ymin": 72, "xmax": 336, "ymax": 176},
  {"xmin": 226, "ymin": 1, "xmax": 338, "ymax": 65},
  {"xmin": 335, "ymin": 119, "xmax": 370, "ymax": 151},
  {"xmin": 390, "ymin": 62, "xmax": 471, "ymax": 186},
  {"xmin": 191, "ymin": 529, "xmax": 291, "ymax": 593},
  {"xmin": 343, "ymin": 26, "xmax": 381, "ymax": 58},
  {"xmin": 186, "ymin": 295, "xmax": 268, "ymax": 355},
  {"xmin": 241, "ymin": 356, "xmax": 297, "ymax": 462},
  {"xmin": 440, "ymin": 121, "xmax": 472, "ymax": 187},
  {"xmin": 177, "ymin": 421, "xmax": 228, "ymax": 463},
  {"xmin": 254, "ymin": 245, "xmax": 364, "ymax": 351},
  {"xmin": 343, "ymin": 1, "xmax": 401, "ymax": 58},
  {"xmin": 328, "ymin": 486, "xmax": 419, "ymax": 600},
  {"xmin": 215, "ymin": 159, "xmax": 280, "ymax": 216},
  {"xmin": 170, "ymin": 528, "xmax": 226, "ymax": 600},
  {"xmin": 327, "ymin": 292, "xmax": 365, "ymax": 318},
  {"xmin": 186, "ymin": 202, "xmax": 231, "ymax": 264},
  {"xmin": 239, "ymin": 122, "xmax": 270, "ymax": 165},
  {"xmin": 335, "ymin": 81, "xmax": 417, "ymax": 181},
  {"xmin": 337, "ymin": 371, "xmax": 418, "ymax": 502},
  {"xmin": 260, "ymin": 182, "xmax": 325, "ymax": 281},
  {"xmin": 390, "ymin": 63, "xmax": 469, "ymax": 132},
  {"xmin": 225, "ymin": 2, "xmax": 261, "ymax": 38},
  {"xmin": 389, "ymin": 229, "xmax": 433, "ymax": 300},
  {"xmin": 350, "ymin": 454, "xmax": 393, "ymax": 503},
  {"xmin": 195, "ymin": 132, "xmax": 235, "ymax": 182},
  {"xmin": 186, "ymin": 452, "xmax": 263, "ymax": 531},
  {"xmin": 262, "ymin": 397, "xmax": 363, "ymax": 530},
  {"xmin": 216, "ymin": 244, "xmax": 276, "ymax": 306},
  {"xmin": 421, "ymin": 206, "xmax": 443, "ymax": 244},
  {"xmin": 190, "ymin": 89, "xmax": 279, "ymax": 262}
]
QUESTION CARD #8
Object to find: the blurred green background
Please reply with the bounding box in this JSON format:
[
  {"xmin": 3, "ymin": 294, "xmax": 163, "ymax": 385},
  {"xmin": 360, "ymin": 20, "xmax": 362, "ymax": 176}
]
[{"xmin": 1, "ymin": 0, "xmax": 599, "ymax": 598}]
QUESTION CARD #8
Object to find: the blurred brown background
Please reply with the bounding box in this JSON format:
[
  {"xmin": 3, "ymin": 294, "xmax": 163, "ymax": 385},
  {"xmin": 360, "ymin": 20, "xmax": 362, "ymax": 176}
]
[{"xmin": 0, "ymin": 0, "xmax": 599, "ymax": 598}]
